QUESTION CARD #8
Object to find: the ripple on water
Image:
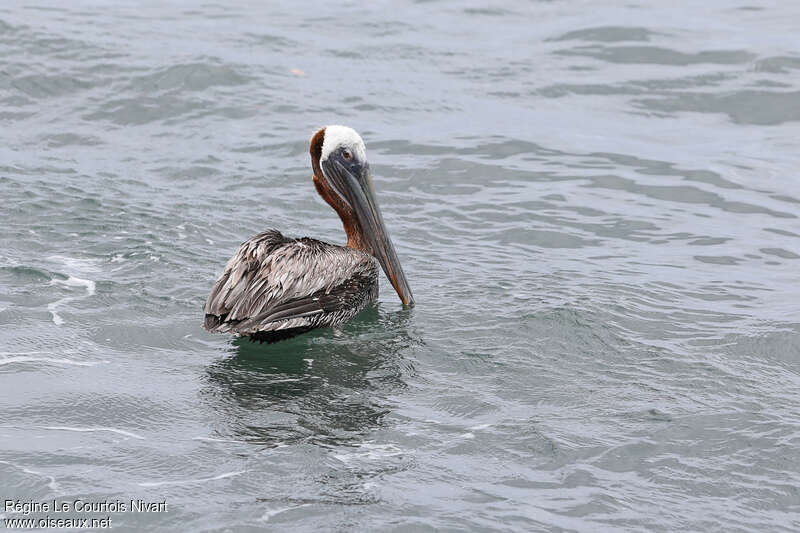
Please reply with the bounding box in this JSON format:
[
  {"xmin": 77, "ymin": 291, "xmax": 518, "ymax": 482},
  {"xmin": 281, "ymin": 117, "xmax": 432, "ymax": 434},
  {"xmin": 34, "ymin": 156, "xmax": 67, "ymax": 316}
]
[{"xmin": 1, "ymin": 2, "xmax": 800, "ymax": 532}]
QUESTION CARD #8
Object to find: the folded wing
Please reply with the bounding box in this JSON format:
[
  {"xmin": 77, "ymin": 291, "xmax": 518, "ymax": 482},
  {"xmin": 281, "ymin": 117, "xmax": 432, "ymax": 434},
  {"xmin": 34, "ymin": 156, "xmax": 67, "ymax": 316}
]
[{"xmin": 204, "ymin": 230, "xmax": 378, "ymax": 341}]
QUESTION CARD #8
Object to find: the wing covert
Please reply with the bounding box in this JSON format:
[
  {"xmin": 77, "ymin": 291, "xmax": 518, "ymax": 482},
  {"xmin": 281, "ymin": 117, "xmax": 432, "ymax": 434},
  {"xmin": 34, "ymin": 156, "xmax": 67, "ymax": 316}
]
[{"xmin": 203, "ymin": 230, "xmax": 377, "ymax": 337}]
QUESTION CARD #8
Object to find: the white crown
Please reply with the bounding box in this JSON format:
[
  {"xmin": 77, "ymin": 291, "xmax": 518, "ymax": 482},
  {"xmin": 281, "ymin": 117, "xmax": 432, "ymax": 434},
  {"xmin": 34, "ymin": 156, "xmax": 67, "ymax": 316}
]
[{"xmin": 320, "ymin": 125, "xmax": 367, "ymax": 162}]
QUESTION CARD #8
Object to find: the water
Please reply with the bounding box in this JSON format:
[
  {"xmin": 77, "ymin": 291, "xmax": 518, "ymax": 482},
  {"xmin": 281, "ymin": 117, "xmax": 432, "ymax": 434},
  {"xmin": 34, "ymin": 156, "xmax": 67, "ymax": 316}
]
[{"xmin": 1, "ymin": 1, "xmax": 799, "ymax": 531}]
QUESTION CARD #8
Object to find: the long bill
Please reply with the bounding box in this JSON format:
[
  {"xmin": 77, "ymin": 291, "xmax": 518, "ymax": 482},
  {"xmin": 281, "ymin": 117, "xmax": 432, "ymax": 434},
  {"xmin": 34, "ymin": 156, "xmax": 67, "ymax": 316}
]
[{"xmin": 323, "ymin": 159, "xmax": 415, "ymax": 307}]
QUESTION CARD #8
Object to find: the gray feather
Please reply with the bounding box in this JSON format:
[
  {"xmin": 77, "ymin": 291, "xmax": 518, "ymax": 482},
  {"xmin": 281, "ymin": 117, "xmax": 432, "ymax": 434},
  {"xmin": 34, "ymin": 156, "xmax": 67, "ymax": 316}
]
[{"xmin": 203, "ymin": 230, "xmax": 379, "ymax": 342}]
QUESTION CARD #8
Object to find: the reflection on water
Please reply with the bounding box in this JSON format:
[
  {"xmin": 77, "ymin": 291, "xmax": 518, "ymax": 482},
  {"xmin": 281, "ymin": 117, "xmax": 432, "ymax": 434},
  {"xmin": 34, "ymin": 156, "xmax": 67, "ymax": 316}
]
[{"xmin": 202, "ymin": 306, "xmax": 418, "ymax": 447}]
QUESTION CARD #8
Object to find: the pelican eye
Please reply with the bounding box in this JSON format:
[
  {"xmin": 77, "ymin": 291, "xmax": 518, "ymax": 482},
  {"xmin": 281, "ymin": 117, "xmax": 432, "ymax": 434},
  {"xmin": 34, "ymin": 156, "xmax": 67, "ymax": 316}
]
[{"xmin": 342, "ymin": 149, "xmax": 353, "ymax": 161}]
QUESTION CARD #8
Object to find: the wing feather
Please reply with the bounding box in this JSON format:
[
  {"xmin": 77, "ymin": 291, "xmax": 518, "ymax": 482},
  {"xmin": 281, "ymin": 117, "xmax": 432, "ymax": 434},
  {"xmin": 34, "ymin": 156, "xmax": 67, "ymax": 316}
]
[{"xmin": 204, "ymin": 230, "xmax": 377, "ymax": 336}]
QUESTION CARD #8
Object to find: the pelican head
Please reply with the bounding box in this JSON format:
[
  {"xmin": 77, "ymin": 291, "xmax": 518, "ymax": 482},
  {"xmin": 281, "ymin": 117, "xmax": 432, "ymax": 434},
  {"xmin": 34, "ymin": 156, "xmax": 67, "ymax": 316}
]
[{"xmin": 310, "ymin": 125, "xmax": 414, "ymax": 307}]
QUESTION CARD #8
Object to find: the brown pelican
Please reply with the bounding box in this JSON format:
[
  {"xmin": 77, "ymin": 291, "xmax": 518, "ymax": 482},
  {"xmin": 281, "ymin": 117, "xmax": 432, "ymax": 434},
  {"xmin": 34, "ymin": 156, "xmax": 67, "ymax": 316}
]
[{"xmin": 203, "ymin": 125, "xmax": 414, "ymax": 343}]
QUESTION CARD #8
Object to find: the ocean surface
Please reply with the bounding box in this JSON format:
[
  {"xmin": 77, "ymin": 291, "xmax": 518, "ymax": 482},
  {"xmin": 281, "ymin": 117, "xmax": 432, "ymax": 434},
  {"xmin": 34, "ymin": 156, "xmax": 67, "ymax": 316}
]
[{"xmin": 1, "ymin": 1, "xmax": 799, "ymax": 531}]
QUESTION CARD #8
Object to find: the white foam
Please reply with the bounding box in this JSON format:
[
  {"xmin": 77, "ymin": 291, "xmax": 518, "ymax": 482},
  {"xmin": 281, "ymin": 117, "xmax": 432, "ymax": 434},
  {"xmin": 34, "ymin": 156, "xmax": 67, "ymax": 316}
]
[
  {"xmin": 0, "ymin": 460, "xmax": 58, "ymax": 491},
  {"xmin": 48, "ymin": 275, "xmax": 96, "ymax": 325},
  {"xmin": 260, "ymin": 504, "xmax": 311, "ymax": 521},
  {"xmin": 320, "ymin": 125, "xmax": 367, "ymax": 162},
  {"xmin": 61, "ymin": 275, "xmax": 96, "ymax": 296},
  {"xmin": 138, "ymin": 470, "xmax": 244, "ymax": 487},
  {"xmin": 192, "ymin": 436, "xmax": 246, "ymax": 444},
  {"xmin": 37, "ymin": 426, "xmax": 145, "ymax": 440},
  {"xmin": 47, "ymin": 255, "xmax": 102, "ymax": 274},
  {"xmin": 332, "ymin": 443, "xmax": 404, "ymax": 464},
  {"xmin": 0, "ymin": 356, "xmax": 105, "ymax": 367},
  {"xmin": 47, "ymin": 303, "xmax": 65, "ymax": 325}
]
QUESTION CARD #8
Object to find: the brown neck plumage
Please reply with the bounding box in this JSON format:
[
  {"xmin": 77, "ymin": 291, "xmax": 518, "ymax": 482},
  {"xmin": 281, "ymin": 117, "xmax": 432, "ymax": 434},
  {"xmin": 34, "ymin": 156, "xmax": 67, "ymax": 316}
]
[{"xmin": 310, "ymin": 128, "xmax": 371, "ymax": 252}]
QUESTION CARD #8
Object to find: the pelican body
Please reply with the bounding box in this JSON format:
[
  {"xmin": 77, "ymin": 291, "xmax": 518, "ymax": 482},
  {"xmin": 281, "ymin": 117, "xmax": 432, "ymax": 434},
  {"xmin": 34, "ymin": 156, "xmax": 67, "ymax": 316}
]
[{"xmin": 203, "ymin": 126, "xmax": 414, "ymax": 343}]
